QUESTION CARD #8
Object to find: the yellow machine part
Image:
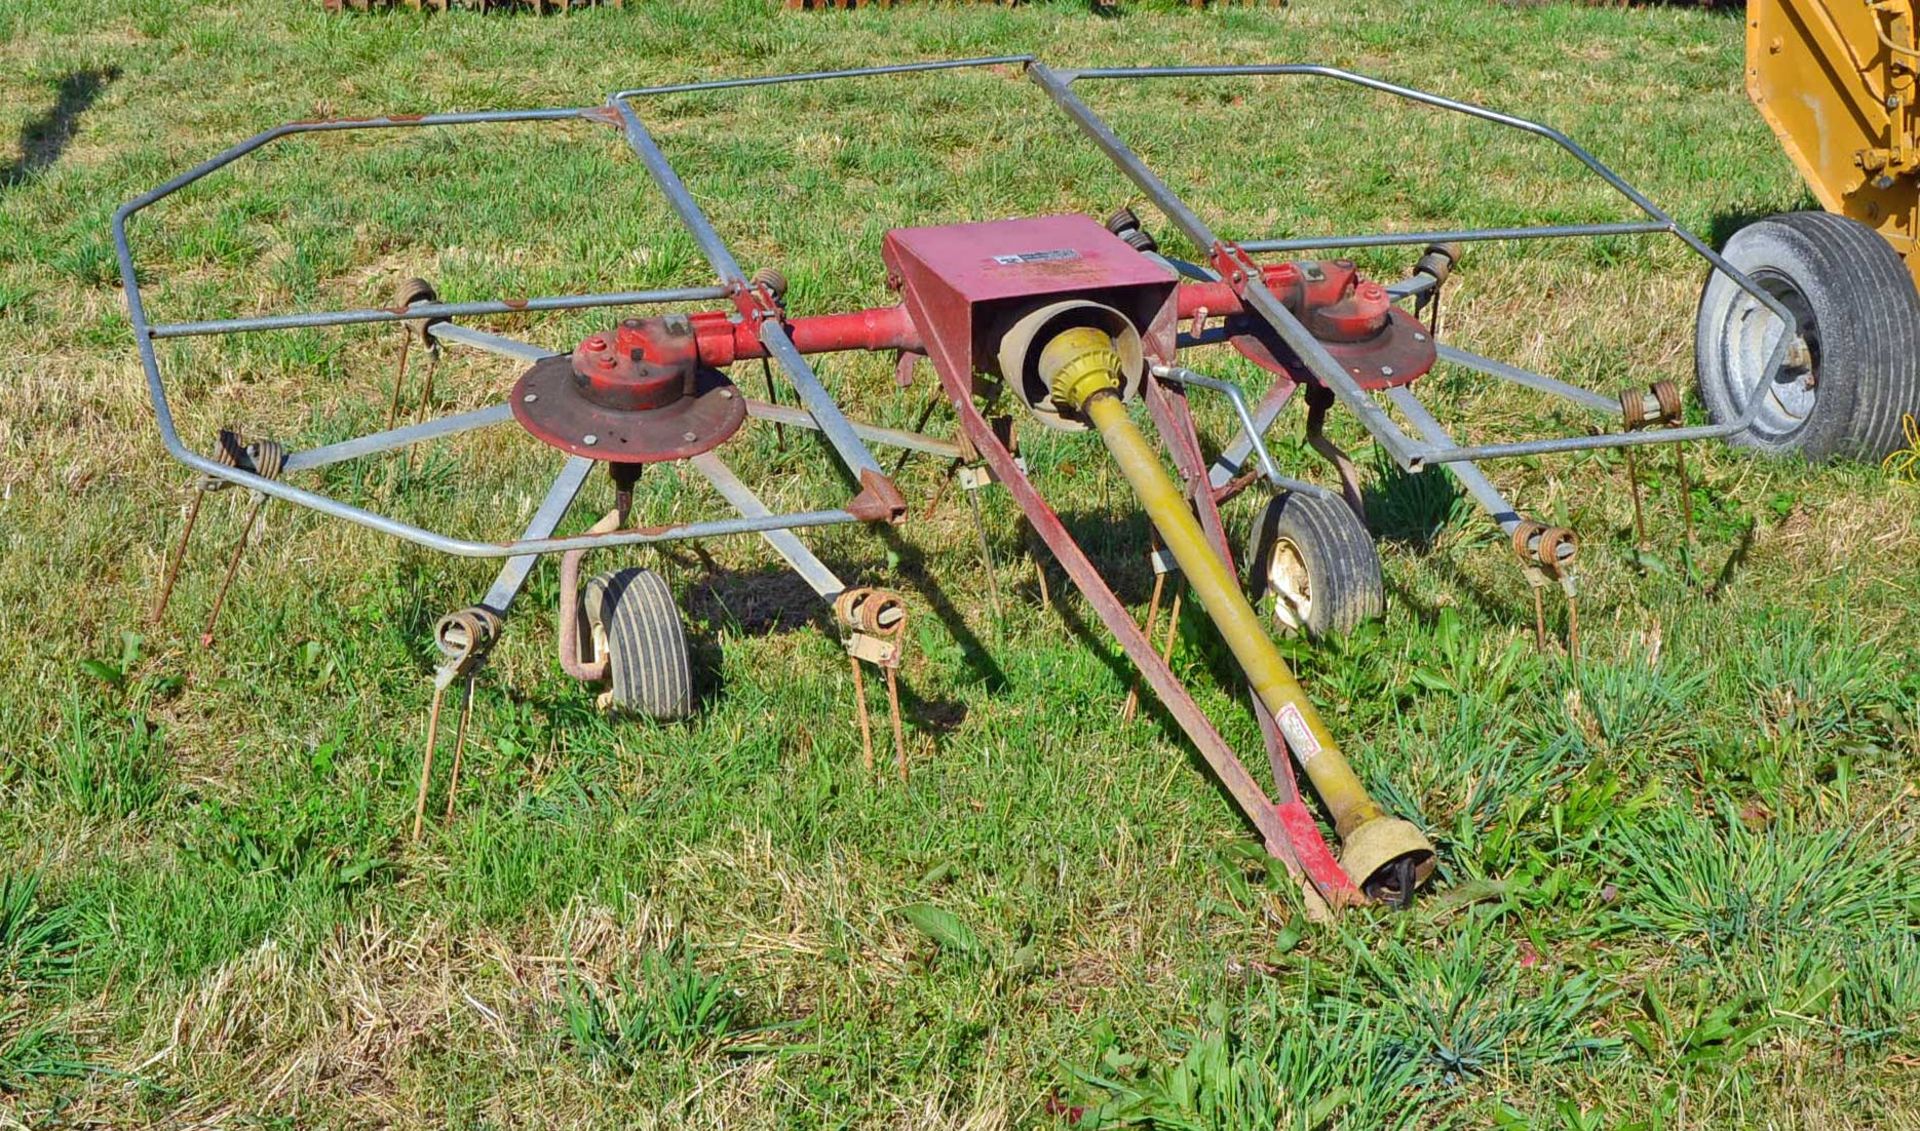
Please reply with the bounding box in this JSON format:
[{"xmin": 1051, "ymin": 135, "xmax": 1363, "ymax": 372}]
[
  {"xmin": 1036, "ymin": 327, "xmax": 1436, "ymax": 900},
  {"xmin": 1747, "ymin": 0, "xmax": 1920, "ymax": 282}
]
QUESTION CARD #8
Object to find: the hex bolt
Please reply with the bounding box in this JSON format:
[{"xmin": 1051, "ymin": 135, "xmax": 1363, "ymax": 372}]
[
  {"xmin": 682, "ymin": 431, "xmax": 698, "ymax": 442},
  {"xmin": 1380, "ymin": 366, "xmax": 1395, "ymax": 377},
  {"xmin": 583, "ymin": 434, "xmax": 599, "ymax": 446},
  {"xmin": 523, "ymin": 393, "xmax": 538, "ymax": 403}
]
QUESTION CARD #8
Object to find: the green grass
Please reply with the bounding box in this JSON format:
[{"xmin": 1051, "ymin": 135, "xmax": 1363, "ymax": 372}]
[{"xmin": 2, "ymin": 0, "xmax": 1919, "ymax": 1126}]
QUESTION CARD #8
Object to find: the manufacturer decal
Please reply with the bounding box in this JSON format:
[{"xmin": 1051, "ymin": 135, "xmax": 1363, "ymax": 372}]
[
  {"xmin": 1276, "ymin": 703, "xmax": 1322, "ymax": 765},
  {"xmin": 991, "ymin": 248, "xmax": 1080, "ymax": 265}
]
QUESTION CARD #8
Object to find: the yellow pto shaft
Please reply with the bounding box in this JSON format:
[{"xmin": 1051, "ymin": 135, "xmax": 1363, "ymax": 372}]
[{"xmin": 1039, "ymin": 326, "xmax": 1435, "ymax": 900}]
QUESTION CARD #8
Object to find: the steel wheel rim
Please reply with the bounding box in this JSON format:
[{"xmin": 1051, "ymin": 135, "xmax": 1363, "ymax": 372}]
[
  {"xmin": 1715, "ymin": 268, "xmax": 1819, "ymax": 441},
  {"xmin": 1266, "ymin": 536, "xmax": 1312, "ymax": 631}
]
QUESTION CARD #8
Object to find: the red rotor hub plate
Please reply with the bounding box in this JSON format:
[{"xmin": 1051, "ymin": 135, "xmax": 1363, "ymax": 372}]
[{"xmin": 511, "ymin": 316, "xmax": 747, "ymax": 463}]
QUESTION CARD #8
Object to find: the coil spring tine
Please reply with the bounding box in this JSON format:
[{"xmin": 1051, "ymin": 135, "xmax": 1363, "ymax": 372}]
[
  {"xmin": 414, "ymin": 682, "xmax": 446, "ymax": 841},
  {"xmin": 760, "ymin": 357, "xmax": 786, "ymax": 452},
  {"xmin": 150, "ymin": 490, "xmax": 204, "ymax": 625},
  {"xmin": 1028, "ymin": 517, "xmax": 1053, "ymax": 611},
  {"xmin": 965, "ymin": 482, "xmax": 1004, "ymax": 629},
  {"xmin": 886, "ymin": 667, "xmax": 907, "ymax": 783},
  {"xmin": 1159, "ymin": 587, "xmax": 1184, "ymax": 666},
  {"xmin": 836, "ymin": 588, "xmax": 911, "ymax": 780},
  {"xmin": 1122, "ymin": 561, "xmax": 1166, "ymax": 722},
  {"xmin": 1623, "ymin": 447, "xmax": 1648, "ymax": 550},
  {"xmin": 1675, "ymin": 444, "xmax": 1694, "ymax": 550},
  {"xmin": 850, "ymin": 656, "xmax": 875, "ymax": 774},
  {"xmin": 195, "ymin": 437, "xmax": 284, "ymax": 647},
  {"xmin": 892, "ymin": 393, "xmax": 942, "ymax": 478},
  {"xmin": 385, "ymin": 328, "xmax": 412, "ymax": 432},
  {"xmin": 412, "ymin": 347, "xmax": 441, "ymax": 430},
  {"xmin": 442, "ymin": 674, "xmax": 476, "ymax": 825},
  {"xmin": 414, "ymin": 606, "xmax": 502, "ymax": 836},
  {"xmin": 201, "ymin": 494, "xmax": 263, "ymax": 648}
]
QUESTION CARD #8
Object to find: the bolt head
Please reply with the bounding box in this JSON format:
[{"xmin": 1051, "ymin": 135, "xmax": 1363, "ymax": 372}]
[
  {"xmin": 1380, "ymin": 366, "xmax": 1394, "ymax": 376},
  {"xmin": 523, "ymin": 393, "xmax": 538, "ymax": 403},
  {"xmin": 682, "ymin": 431, "xmax": 698, "ymax": 443},
  {"xmin": 583, "ymin": 434, "xmax": 598, "ymax": 446}
]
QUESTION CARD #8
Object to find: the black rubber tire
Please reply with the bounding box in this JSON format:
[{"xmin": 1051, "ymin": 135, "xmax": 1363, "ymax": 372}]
[
  {"xmin": 1696, "ymin": 211, "xmax": 1920, "ymax": 462},
  {"xmin": 1244, "ymin": 491, "xmax": 1384, "ymax": 638},
  {"xmin": 583, "ymin": 568, "xmax": 693, "ymax": 721}
]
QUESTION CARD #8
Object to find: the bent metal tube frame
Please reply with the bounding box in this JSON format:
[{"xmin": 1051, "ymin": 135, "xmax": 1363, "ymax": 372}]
[{"xmin": 116, "ymin": 58, "xmax": 1791, "ymax": 915}]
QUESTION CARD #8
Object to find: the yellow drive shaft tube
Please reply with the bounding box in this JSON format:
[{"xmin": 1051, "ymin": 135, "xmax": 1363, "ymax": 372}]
[{"xmin": 1038, "ymin": 326, "xmax": 1435, "ymax": 902}]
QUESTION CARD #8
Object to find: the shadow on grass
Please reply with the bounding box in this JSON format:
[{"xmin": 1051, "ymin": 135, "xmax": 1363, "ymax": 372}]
[
  {"xmin": 1704, "ymin": 192, "xmax": 1821, "ymax": 250},
  {"xmin": 3, "ymin": 68, "xmax": 119, "ymax": 192}
]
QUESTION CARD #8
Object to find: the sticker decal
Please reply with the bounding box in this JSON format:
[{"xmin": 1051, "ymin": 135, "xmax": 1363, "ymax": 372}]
[
  {"xmin": 1276, "ymin": 703, "xmax": 1323, "ymax": 766},
  {"xmin": 991, "ymin": 248, "xmax": 1080, "ymax": 265}
]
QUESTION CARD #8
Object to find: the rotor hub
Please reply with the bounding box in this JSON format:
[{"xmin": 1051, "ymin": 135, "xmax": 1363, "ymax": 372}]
[{"xmin": 511, "ymin": 316, "xmax": 746, "ymax": 463}]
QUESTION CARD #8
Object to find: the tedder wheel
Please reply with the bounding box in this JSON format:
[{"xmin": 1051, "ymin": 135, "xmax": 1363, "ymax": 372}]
[
  {"xmin": 583, "ymin": 568, "xmax": 693, "ymax": 721},
  {"xmin": 1696, "ymin": 211, "xmax": 1920, "ymax": 462},
  {"xmin": 1245, "ymin": 490, "xmax": 1384, "ymax": 638}
]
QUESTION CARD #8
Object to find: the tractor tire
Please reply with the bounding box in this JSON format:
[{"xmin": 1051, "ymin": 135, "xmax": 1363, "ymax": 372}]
[
  {"xmin": 1696, "ymin": 211, "xmax": 1920, "ymax": 462},
  {"xmin": 583, "ymin": 568, "xmax": 693, "ymax": 721},
  {"xmin": 1245, "ymin": 490, "xmax": 1383, "ymax": 638}
]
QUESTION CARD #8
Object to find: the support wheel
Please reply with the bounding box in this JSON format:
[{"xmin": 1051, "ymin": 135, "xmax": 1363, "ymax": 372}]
[
  {"xmin": 583, "ymin": 568, "xmax": 693, "ymax": 721},
  {"xmin": 1696, "ymin": 211, "xmax": 1920, "ymax": 462},
  {"xmin": 1245, "ymin": 491, "xmax": 1383, "ymax": 637}
]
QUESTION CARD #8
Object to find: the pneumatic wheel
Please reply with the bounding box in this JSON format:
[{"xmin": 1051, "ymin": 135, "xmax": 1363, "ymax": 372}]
[
  {"xmin": 1696, "ymin": 211, "xmax": 1920, "ymax": 462},
  {"xmin": 583, "ymin": 568, "xmax": 693, "ymax": 721},
  {"xmin": 1245, "ymin": 491, "xmax": 1384, "ymax": 638}
]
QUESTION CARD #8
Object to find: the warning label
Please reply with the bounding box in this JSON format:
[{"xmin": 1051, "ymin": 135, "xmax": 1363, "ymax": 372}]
[
  {"xmin": 991, "ymin": 248, "xmax": 1080, "ymax": 266},
  {"xmin": 1276, "ymin": 703, "xmax": 1323, "ymax": 766}
]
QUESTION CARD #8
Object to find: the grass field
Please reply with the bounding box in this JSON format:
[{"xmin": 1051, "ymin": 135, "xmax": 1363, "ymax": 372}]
[{"xmin": 3, "ymin": 0, "xmax": 1919, "ymax": 1126}]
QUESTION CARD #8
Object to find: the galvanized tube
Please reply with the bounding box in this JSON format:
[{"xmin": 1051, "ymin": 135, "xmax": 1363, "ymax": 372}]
[
  {"xmin": 606, "ymin": 97, "xmax": 748, "ymax": 284},
  {"xmin": 1241, "ymin": 220, "xmax": 1672, "ymax": 255},
  {"xmin": 481, "ymin": 456, "xmax": 596, "ymax": 615},
  {"xmin": 742, "ymin": 399, "xmax": 962, "ymax": 460},
  {"xmin": 1051, "ymin": 63, "xmax": 1793, "ymax": 466},
  {"xmin": 1435, "ymin": 344, "xmax": 1621, "ymax": 415},
  {"xmin": 690, "ymin": 452, "xmax": 845, "ymax": 600},
  {"xmin": 427, "ymin": 322, "xmax": 557, "ymax": 363},
  {"xmin": 1383, "ymin": 387, "xmax": 1523, "ymax": 532},
  {"xmin": 607, "ymin": 97, "xmax": 890, "ymax": 484},
  {"xmin": 1026, "ymin": 63, "xmax": 1430, "ymax": 470},
  {"xmin": 757, "ymin": 321, "xmax": 891, "ymax": 480},
  {"xmin": 609, "ymin": 56, "xmax": 1031, "ymax": 101},
  {"xmin": 282, "ymin": 405, "xmax": 516, "ymax": 473}
]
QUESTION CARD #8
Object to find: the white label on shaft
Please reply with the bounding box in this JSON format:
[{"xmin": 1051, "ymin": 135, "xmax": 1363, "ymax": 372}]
[{"xmin": 1277, "ymin": 703, "xmax": 1323, "ymax": 766}]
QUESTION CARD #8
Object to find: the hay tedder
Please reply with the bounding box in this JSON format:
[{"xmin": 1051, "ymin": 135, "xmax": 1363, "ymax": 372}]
[{"xmin": 115, "ymin": 58, "xmax": 1917, "ymax": 917}]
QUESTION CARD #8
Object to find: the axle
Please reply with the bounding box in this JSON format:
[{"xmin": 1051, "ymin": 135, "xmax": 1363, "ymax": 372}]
[{"xmin": 609, "ymin": 260, "xmax": 1420, "ymax": 376}]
